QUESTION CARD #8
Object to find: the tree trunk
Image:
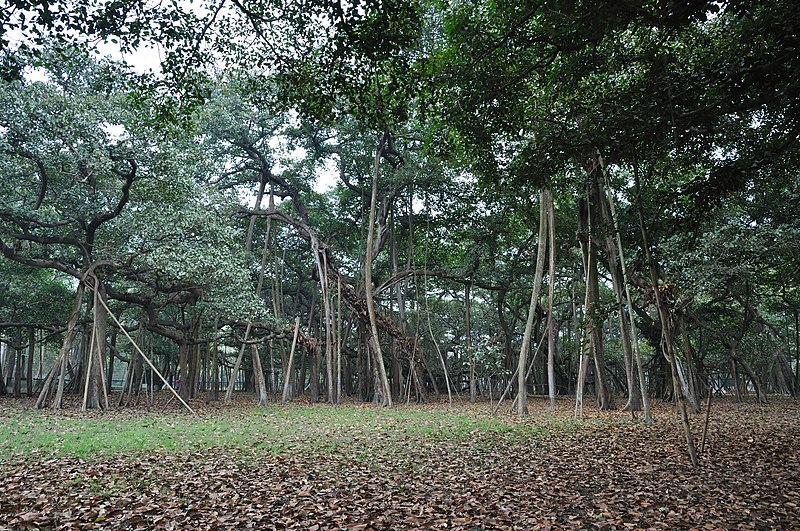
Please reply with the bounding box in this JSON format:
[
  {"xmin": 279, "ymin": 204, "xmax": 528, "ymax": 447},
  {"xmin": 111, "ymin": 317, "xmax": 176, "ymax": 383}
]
[
  {"xmin": 3, "ymin": 337, "xmax": 12, "ymax": 390},
  {"xmin": 269, "ymin": 340, "xmax": 278, "ymax": 402},
  {"xmin": 391, "ymin": 220, "xmax": 403, "ymax": 401},
  {"xmin": 26, "ymin": 327, "xmax": 35, "ymax": 396},
  {"xmin": 281, "ymin": 317, "xmax": 301, "ymax": 403},
  {"xmin": 675, "ymin": 356, "xmax": 700, "ymax": 413},
  {"xmin": 545, "ymin": 189, "xmax": 557, "ymax": 411},
  {"xmin": 225, "ymin": 322, "xmax": 252, "ymax": 402},
  {"xmin": 178, "ymin": 341, "xmax": 190, "ymax": 401},
  {"xmin": 586, "ymin": 171, "xmax": 614, "ymax": 410},
  {"xmin": 635, "ymin": 162, "xmax": 698, "ymax": 466},
  {"xmin": 518, "ymin": 188, "xmax": 549, "ymax": 417},
  {"xmin": 466, "ymin": 281, "xmax": 476, "ymax": 404},
  {"xmin": 252, "ymin": 343, "xmax": 269, "ymax": 406},
  {"xmin": 36, "ymin": 330, "xmax": 44, "ymax": 383},
  {"xmin": 425, "ymin": 291, "xmax": 453, "ymax": 407},
  {"xmin": 12, "ymin": 328, "xmax": 22, "ymax": 398},
  {"xmin": 364, "ymin": 132, "xmax": 392, "ymax": 406},
  {"xmin": 83, "ymin": 282, "xmax": 108, "ymax": 410},
  {"xmin": 42, "ymin": 282, "xmax": 83, "ymax": 408},
  {"xmin": 210, "ymin": 330, "xmax": 220, "ymax": 402},
  {"xmin": 595, "ymin": 166, "xmax": 646, "ymax": 414},
  {"xmin": 679, "ymin": 316, "xmax": 704, "ymax": 405},
  {"xmin": 730, "ymin": 348, "xmax": 769, "ymax": 404},
  {"xmin": 106, "ymin": 327, "xmax": 117, "ymax": 395},
  {"xmin": 309, "ymin": 342, "xmax": 320, "ymax": 402},
  {"xmin": 336, "ymin": 279, "xmax": 343, "ymax": 403},
  {"xmin": 794, "ymin": 310, "xmax": 799, "ymax": 398}
]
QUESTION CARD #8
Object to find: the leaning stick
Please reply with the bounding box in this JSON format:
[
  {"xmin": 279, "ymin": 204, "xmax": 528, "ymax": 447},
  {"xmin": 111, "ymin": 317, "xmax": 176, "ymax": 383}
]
[{"xmin": 90, "ymin": 284, "xmax": 196, "ymax": 415}]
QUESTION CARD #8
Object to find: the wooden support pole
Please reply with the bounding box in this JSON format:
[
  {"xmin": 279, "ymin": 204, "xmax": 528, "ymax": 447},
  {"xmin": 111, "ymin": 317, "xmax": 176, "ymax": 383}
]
[{"xmin": 90, "ymin": 283, "xmax": 196, "ymax": 415}]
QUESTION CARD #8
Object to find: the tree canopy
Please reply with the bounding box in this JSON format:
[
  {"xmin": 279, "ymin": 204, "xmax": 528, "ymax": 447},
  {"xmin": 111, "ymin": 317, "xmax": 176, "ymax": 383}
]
[{"xmin": 0, "ymin": 1, "xmax": 797, "ymax": 438}]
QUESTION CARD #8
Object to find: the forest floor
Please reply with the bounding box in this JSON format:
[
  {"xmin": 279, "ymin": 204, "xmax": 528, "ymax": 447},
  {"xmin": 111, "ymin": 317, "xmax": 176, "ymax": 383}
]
[{"xmin": 0, "ymin": 395, "xmax": 798, "ymax": 530}]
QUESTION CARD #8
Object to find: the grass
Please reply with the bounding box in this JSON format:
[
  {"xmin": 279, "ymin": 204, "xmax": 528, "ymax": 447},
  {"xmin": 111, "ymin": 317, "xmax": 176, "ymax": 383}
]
[{"xmin": 0, "ymin": 402, "xmax": 549, "ymax": 461}]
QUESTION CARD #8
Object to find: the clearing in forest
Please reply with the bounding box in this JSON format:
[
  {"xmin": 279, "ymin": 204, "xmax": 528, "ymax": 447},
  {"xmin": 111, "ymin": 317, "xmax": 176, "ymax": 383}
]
[{"xmin": 0, "ymin": 397, "xmax": 798, "ymax": 529}]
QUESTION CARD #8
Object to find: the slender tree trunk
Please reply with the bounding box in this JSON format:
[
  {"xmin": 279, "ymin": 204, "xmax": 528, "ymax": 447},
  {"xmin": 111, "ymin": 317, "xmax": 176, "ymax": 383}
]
[
  {"xmin": 25, "ymin": 327, "xmax": 34, "ymax": 396},
  {"xmin": 321, "ymin": 256, "xmax": 335, "ymax": 404},
  {"xmin": 188, "ymin": 324, "xmax": 201, "ymax": 399},
  {"xmin": 82, "ymin": 282, "xmax": 108, "ymax": 410},
  {"xmin": 675, "ymin": 356, "xmax": 700, "ymax": 413},
  {"xmin": 730, "ymin": 357, "xmax": 742, "ymax": 401},
  {"xmin": 269, "ymin": 340, "xmax": 278, "ymax": 402},
  {"xmin": 210, "ymin": 325, "xmax": 220, "ymax": 402},
  {"xmin": 466, "ymin": 281, "xmax": 476, "ymax": 404},
  {"xmin": 40, "ymin": 286, "xmax": 84, "ymax": 409},
  {"xmin": 310, "ymin": 342, "xmax": 320, "ymax": 402},
  {"xmin": 593, "ymin": 168, "xmax": 644, "ymax": 413},
  {"xmin": 575, "ymin": 194, "xmax": 595, "ymax": 420},
  {"xmin": 390, "ymin": 219, "xmax": 403, "ymax": 401},
  {"xmin": 252, "ymin": 343, "xmax": 268, "ymax": 406},
  {"xmin": 12, "ymin": 328, "xmax": 22, "ymax": 398},
  {"xmin": 545, "ymin": 189, "xmax": 557, "ymax": 411},
  {"xmin": 336, "ymin": 278, "xmax": 343, "ymax": 403},
  {"xmin": 424, "ymin": 292, "xmax": 453, "ymax": 407},
  {"xmin": 281, "ymin": 317, "xmax": 301, "ymax": 403},
  {"xmin": 178, "ymin": 342, "xmax": 190, "ymax": 400},
  {"xmin": 36, "ymin": 330, "xmax": 44, "ymax": 383},
  {"xmin": 106, "ymin": 328, "xmax": 117, "ymax": 395},
  {"xmin": 0, "ymin": 341, "xmax": 5, "ymax": 395},
  {"xmin": 679, "ymin": 317, "xmax": 703, "ymax": 405},
  {"xmin": 364, "ymin": 132, "xmax": 392, "ymax": 406},
  {"xmin": 357, "ymin": 323, "xmax": 369, "ymax": 401},
  {"xmin": 518, "ymin": 188, "xmax": 549, "ymax": 417},
  {"xmin": 635, "ymin": 162, "xmax": 698, "ymax": 466},
  {"xmin": 730, "ymin": 347, "xmax": 769, "ymax": 404},
  {"xmin": 587, "ymin": 173, "xmax": 614, "ymax": 410},
  {"xmin": 794, "ymin": 310, "xmax": 799, "ymax": 398},
  {"xmin": 225, "ymin": 322, "xmax": 253, "ymax": 402},
  {"xmin": 603, "ymin": 222, "xmax": 639, "ymax": 410},
  {"xmin": 3, "ymin": 337, "xmax": 12, "ymax": 389},
  {"xmin": 199, "ymin": 340, "xmax": 208, "ymax": 395},
  {"xmin": 497, "ymin": 290, "xmax": 513, "ymax": 373}
]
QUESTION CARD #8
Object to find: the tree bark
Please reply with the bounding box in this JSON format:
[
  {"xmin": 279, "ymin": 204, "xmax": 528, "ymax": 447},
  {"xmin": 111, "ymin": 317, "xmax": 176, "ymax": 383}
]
[
  {"xmin": 635, "ymin": 162, "xmax": 698, "ymax": 466},
  {"xmin": 225, "ymin": 322, "xmax": 253, "ymax": 402},
  {"xmin": 729, "ymin": 347, "xmax": 769, "ymax": 404},
  {"xmin": 466, "ymin": 281, "xmax": 476, "ymax": 404},
  {"xmin": 336, "ymin": 278, "xmax": 343, "ymax": 403},
  {"xmin": 26, "ymin": 326, "xmax": 35, "ymax": 396},
  {"xmin": 252, "ymin": 343, "xmax": 269, "ymax": 406},
  {"xmin": 12, "ymin": 328, "xmax": 22, "ymax": 398},
  {"xmin": 42, "ymin": 283, "xmax": 83, "ymax": 409},
  {"xmin": 281, "ymin": 317, "xmax": 301, "ymax": 403},
  {"xmin": 82, "ymin": 281, "xmax": 108, "ymax": 410},
  {"xmin": 587, "ymin": 170, "xmax": 615, "ymax": 410},
  {"xmin": 545, "ymin": 188, "xmax": 557, "ymax": 411},
  {"xmin": 364, "ymin": 132, "xmax": 392, "ymax": 406},
  {"xmin": 518, "ymin": 188, "xmax": 549, "ymax": 417}
]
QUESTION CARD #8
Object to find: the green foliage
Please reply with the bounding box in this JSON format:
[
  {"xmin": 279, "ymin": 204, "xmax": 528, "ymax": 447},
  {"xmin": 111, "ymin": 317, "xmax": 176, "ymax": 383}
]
[
  {"xmin": 1, "ymin": 0, "xmax": 798, "ymax": 405},
  {"xmin": 0, "ymin": 261, "xmax": 73, "ymax": 324}
]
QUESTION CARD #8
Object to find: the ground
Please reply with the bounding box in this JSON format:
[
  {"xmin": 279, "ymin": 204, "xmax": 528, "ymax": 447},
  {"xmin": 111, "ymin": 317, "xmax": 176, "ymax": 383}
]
[{"xmin": 0, "ymin": 395, "xmax": 798, "ymax": 529}]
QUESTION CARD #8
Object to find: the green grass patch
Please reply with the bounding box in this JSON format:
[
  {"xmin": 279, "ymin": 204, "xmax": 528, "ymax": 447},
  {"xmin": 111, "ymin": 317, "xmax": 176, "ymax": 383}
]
[{"xmin": 0, "ymin": 404, "xmax": 549, "ymax": 462}]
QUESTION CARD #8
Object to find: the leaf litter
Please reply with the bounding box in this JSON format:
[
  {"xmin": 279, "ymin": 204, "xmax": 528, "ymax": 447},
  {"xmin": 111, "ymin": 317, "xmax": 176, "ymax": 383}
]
[{"xmin": 0, "ymin": 396, "xmax": 798, "ymax": 529}]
